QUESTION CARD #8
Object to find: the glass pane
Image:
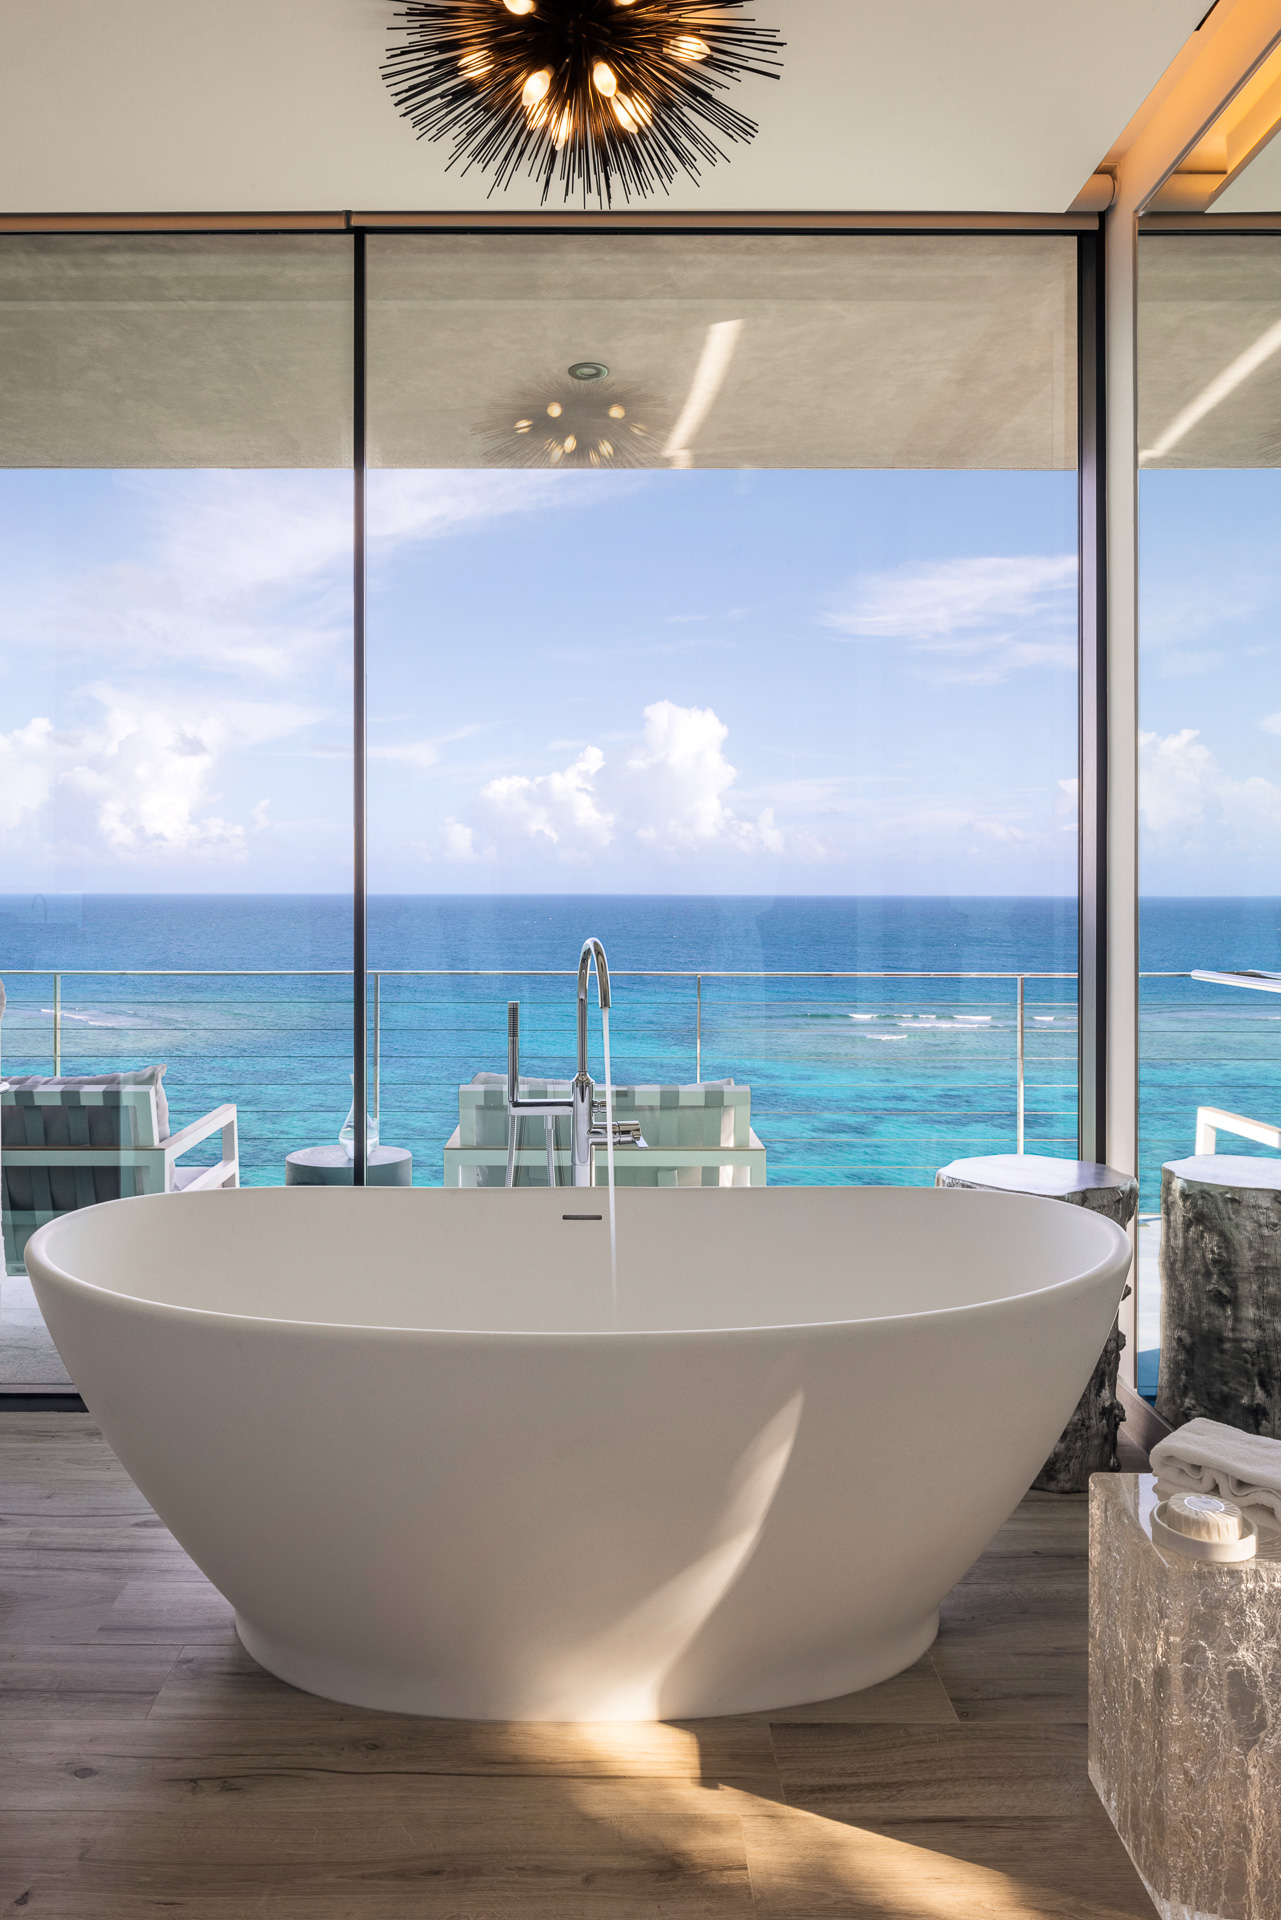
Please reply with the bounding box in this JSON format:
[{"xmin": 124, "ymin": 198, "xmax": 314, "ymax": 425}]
[
  {"xmin": 0, "ymin": 235, "xmax": 354, "ymax": 1390},
  {"xmin": 366, "ymin": 233, "xmax": 1079, "ymax": 1202},
  {"xmin": 1138, "ymin": 232, "xmax": 1281, "ymax": 1405}
]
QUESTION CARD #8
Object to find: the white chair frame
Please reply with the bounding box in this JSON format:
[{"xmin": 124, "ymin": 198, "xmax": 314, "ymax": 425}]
[
  {"xmin": 3, "ymin": 1103, "xmax": 240, "ymax": 1197},
  {"xmin": 1194, "ymin": 1105, "xmax": 1281, "ymax": 1155}
]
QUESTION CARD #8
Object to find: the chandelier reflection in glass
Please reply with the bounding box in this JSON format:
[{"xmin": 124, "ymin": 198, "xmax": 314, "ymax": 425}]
[
  {"xmin": 481, "ymin": 371, "xmax": 655, "ymax": 469},
  {"xmin": 383, "ymin": 0, "xmax": 784, "ymax": 207}
]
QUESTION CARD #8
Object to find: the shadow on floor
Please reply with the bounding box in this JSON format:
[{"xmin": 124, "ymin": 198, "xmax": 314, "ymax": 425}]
[{"xmin": 0, "ymin": 1415, "xmax": 1153, "ymax": 1918}]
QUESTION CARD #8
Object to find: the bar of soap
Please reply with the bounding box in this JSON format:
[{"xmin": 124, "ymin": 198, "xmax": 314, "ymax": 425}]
[{"xmin": 1164, "ymin": 1492, "xmax": 1244, "ymax": 1543}]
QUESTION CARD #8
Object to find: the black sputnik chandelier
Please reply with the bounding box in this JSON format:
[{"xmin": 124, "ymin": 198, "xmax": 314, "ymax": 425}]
[{"xmin": 383, "ymin": 0, "xmax": 784, "ymax": 208}]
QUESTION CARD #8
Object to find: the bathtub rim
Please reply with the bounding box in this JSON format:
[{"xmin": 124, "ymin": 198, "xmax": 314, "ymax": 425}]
[{"xmin": 26, "ymin": 1185, "xmax": 1133, "ymax": 1344}]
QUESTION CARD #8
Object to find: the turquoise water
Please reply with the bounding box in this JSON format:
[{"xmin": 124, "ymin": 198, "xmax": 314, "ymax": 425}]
[{"xmin": 1, "ymin": 894, "xmax": 1278, "ymax": 1206}]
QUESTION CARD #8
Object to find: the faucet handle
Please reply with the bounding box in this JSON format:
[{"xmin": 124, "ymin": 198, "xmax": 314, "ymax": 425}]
[{"xmin": 507, "ymin": 1000, "xmax": 520, "ymax": 1107}]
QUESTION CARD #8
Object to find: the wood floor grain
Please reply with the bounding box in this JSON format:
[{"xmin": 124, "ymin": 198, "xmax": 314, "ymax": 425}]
[{"xmin": 0, "ymin": 1414, "xmax": 1156, "ymax": 1919}]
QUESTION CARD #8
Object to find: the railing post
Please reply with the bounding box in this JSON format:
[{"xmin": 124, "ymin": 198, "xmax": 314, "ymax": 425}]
[
  {"xmin": 53, "ymin": 972, "xmax": 61, "ymax": 1076},
  {"xmin": 696, "ymin": 974, "xmax": 702, "ymax": 1084},
  {"xmin": 1016, "ymin": 974, "xmax": 1025, "ymax": 1154},
  {"xmin": 373, "ymin": 972, "xmax": 381, "ymax": 1123}
]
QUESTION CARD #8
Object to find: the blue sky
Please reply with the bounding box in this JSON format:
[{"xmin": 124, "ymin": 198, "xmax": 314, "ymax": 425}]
[
  {"xmin": 0, "ymin": 459, "xmax": 1274, "ymax": 896},
  {"xmin": 0, "ymin": 463, "xmax": 1081, "ymax": 896},
  {"xmin": 1139, "ymin": 470, "xmax": 1281, "ymax": 893}
]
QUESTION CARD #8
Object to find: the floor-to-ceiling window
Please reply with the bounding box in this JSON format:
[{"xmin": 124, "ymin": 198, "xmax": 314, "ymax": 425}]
[
  {"xmin": 0, "ymin": 235, "xmax": 354, "ymax": 1386},
  {"xmin": 0, "ymin": 224, "xmax": 1088, "ymax": 1384},
  {"xmin": 363, "ymin": 233, "xmax": 1081, "ymax": 1192},
  {"xmin": 1137, "ymin": 230, "xmax": 1281, "ymax": 1398}
]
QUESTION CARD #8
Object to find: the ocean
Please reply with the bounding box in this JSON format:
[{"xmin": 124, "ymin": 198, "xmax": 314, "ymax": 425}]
[{"xmin": 1, "ymin": 894, "xmax": 1279, "ymax": 1211}]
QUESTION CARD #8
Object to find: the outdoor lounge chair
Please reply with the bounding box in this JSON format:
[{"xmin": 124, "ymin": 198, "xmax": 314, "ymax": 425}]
[
  {"xmin": 1, "ymin": 1066, "xmax": 238, "ymax": 1274},
  {"xmin": 444, "ymin": 1074, "xmax": 765, "ymax": 1188}
]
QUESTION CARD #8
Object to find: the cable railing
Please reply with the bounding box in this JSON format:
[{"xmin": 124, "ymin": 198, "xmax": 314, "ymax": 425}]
[{"xmin": 2, "ymin": 966, "xmax": 1085, "ymax": 1153}]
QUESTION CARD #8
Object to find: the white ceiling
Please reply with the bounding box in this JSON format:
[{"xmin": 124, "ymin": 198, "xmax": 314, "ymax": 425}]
[{"xmin": 0, "ymin": 0, "xmax": 1207, "ymax": 215}]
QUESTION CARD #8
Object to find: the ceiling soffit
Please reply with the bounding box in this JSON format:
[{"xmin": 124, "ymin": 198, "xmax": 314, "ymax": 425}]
[
  {"xmin": 1139, "ymin": 232, "xmax": 1281, "ymax": 466},
  {"xmin": 0, "ymin": 232, "xmax": 1077, "ymax": 472}
]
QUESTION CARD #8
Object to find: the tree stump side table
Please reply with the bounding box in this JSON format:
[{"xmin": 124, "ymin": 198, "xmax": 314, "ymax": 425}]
[
  {"xmin": 1157, "ymin": 1154, "xmax": 1281, "ymax": 1437},
  {"xmin": 936, "ymin": 1155, "xmax": 1138, "ymax": 1492}
]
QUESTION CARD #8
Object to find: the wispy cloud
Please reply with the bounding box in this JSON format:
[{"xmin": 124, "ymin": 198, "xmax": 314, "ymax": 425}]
[
  {"xmin": 370, "ymin": 723, "xmax": 489, "ymax": 772},
  {"xmin": 664, "ymin": 607, "xmax": 748, "ymax": 626},
  {"xmin": 824, "ymin": 554, "xmax": 1076, "ymax": 683},
  {"xmin": 3, "ymin": 469, "xmax": 621, "ymax": 685}
]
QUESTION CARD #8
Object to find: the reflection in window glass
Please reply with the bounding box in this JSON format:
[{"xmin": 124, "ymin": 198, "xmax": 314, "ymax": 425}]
[
  {"xmin": 366, "ymin": 235, "xmax": 1080, "ymax": 1194},
  {"xmin": 0, "ymin": 237, "xmax": 353, "ymax": 1384},
  {"xmin": 1138, "ymin": 234, "xmax": 1281, "ymax": 1400}
]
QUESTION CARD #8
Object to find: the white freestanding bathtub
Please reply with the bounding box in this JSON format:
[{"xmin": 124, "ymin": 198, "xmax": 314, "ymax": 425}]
[{"xmin": 27, "ymin": 1185, "xmax": 1129, "ymax": 1721}]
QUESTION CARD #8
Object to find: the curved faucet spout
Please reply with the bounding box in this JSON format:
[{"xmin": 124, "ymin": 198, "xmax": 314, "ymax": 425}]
[{"xmin": 576, "ymin": 938, "xmax": 611, "ymax": 1078}]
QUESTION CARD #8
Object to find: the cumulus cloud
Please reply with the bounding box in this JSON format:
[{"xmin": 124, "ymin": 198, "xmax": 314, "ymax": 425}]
[
  {"xmin": 481, "ymin": 747, "xmax": 615, "ymax": 857},
  {"xmin": 0, "ymin": 692, "xmax": 319, "ymax": 863},
  {"xmin": 1140, "ymin": 728, "xmax": 1281, "ymax": 848},
  {"xmin": 628, "ymin": 700, "xmax": 782, "ymax": 852},
  {"xmin": 446, "ymin": 700, "xmax": 784, "ymax": 866},
  {"xmin": 441, "ymin": 817, "xmax": 478, "ymax": 862},
  {"xmin": 825, "ymin": 554, "xmax": 1076, "ymax": 682}
]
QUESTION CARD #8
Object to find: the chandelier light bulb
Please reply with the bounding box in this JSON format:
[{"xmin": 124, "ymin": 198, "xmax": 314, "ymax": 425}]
[
  {"xmin": 480, "ymin": 376, "xmax": 655, "ymax": 472},
  {"xmin": 503, "ymin": 0, "xmax": 536, "ymax": 13},
  {"xmin": 522, "ymin": 67, "xmax": 552, "ymax": 106},
  {"xmin": 671, "ymin": 35, "xmax": 710, "ymax": 61},
  {"xmin": 458, "ymin": 49, "xmax": 491, "ymax": 77},
  {"xmin": 613, "ymin": 95, "xmax": 638, "ymax": 131},
  {"xmin": 592, "ymin": 60, "xmax": 617, "ymax": 96}
]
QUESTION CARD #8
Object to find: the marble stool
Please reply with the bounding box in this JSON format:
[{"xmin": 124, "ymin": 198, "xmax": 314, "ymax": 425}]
[
  {"xmin": 1158, "ymin": 1156, "xmax": 1281, "ymax": 1437},
  {"xmin": 284, "ymin": 1145, "xmax": 412, "ymax": 1187},
  {"xmin": 1090, "ymin": 1473, "xmax": 1281, "ymax": 1920},
  {"xmin": 936, "ymin": 1155, "xmax": 1138, "ymax": 1491}
]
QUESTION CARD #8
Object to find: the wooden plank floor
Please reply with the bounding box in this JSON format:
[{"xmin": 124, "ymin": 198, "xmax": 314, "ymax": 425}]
[{"xmin": 0, "ymin": 1414, "xmax": 1155, "ymax": 1919}]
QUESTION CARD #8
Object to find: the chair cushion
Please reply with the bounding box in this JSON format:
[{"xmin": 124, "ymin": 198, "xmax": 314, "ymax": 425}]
[{"xmin": 0, "ymin": 1065, "xmax": 169, "ymax": 1146}]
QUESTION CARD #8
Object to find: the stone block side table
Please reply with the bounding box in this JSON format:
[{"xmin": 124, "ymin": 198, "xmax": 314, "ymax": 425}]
[
  {"xmin": 1090, "ymin": 1473, "xmax": 1281, "ymax": 1920},
  {"xmin": 1158, "ymin": 1156, "xmax": 1281, "ymax": 1438},
  {"xmin": 936, "ymin": 1155, "xmax": 1138, "ymax": 1491}
]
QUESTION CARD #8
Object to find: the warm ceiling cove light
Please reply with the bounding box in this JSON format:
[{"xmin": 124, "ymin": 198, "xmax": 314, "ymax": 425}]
[
  {"xmin": 480, "ymin": 377, "xmax": 656, "ymax": 469},
  {"xmin": 382, "ymin": 0, "xmax": 784, "ymax": 207}
]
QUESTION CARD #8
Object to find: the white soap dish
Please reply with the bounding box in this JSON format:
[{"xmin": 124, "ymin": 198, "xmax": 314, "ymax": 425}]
[{"xmin": 1153, "ymin": 1500, "xmax": 1258, "ymax": 1562}]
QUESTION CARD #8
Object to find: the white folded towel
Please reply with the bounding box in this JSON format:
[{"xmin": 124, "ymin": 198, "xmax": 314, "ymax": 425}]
[{"xmin": 1151, "ymin": 1418, "xmax": 1281, "ymax": 1532}]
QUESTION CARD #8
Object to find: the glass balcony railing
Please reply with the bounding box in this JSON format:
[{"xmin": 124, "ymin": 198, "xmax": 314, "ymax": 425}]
[{"xmin": 1, "ymin": 967, "xmax": 1079, "ymax": 1189}]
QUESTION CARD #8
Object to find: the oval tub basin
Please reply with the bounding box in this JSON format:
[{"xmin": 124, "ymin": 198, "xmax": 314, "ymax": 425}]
[{"xmin": 27, "ymin": 1184, "xmax": 1130, "ymax": 1721}]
